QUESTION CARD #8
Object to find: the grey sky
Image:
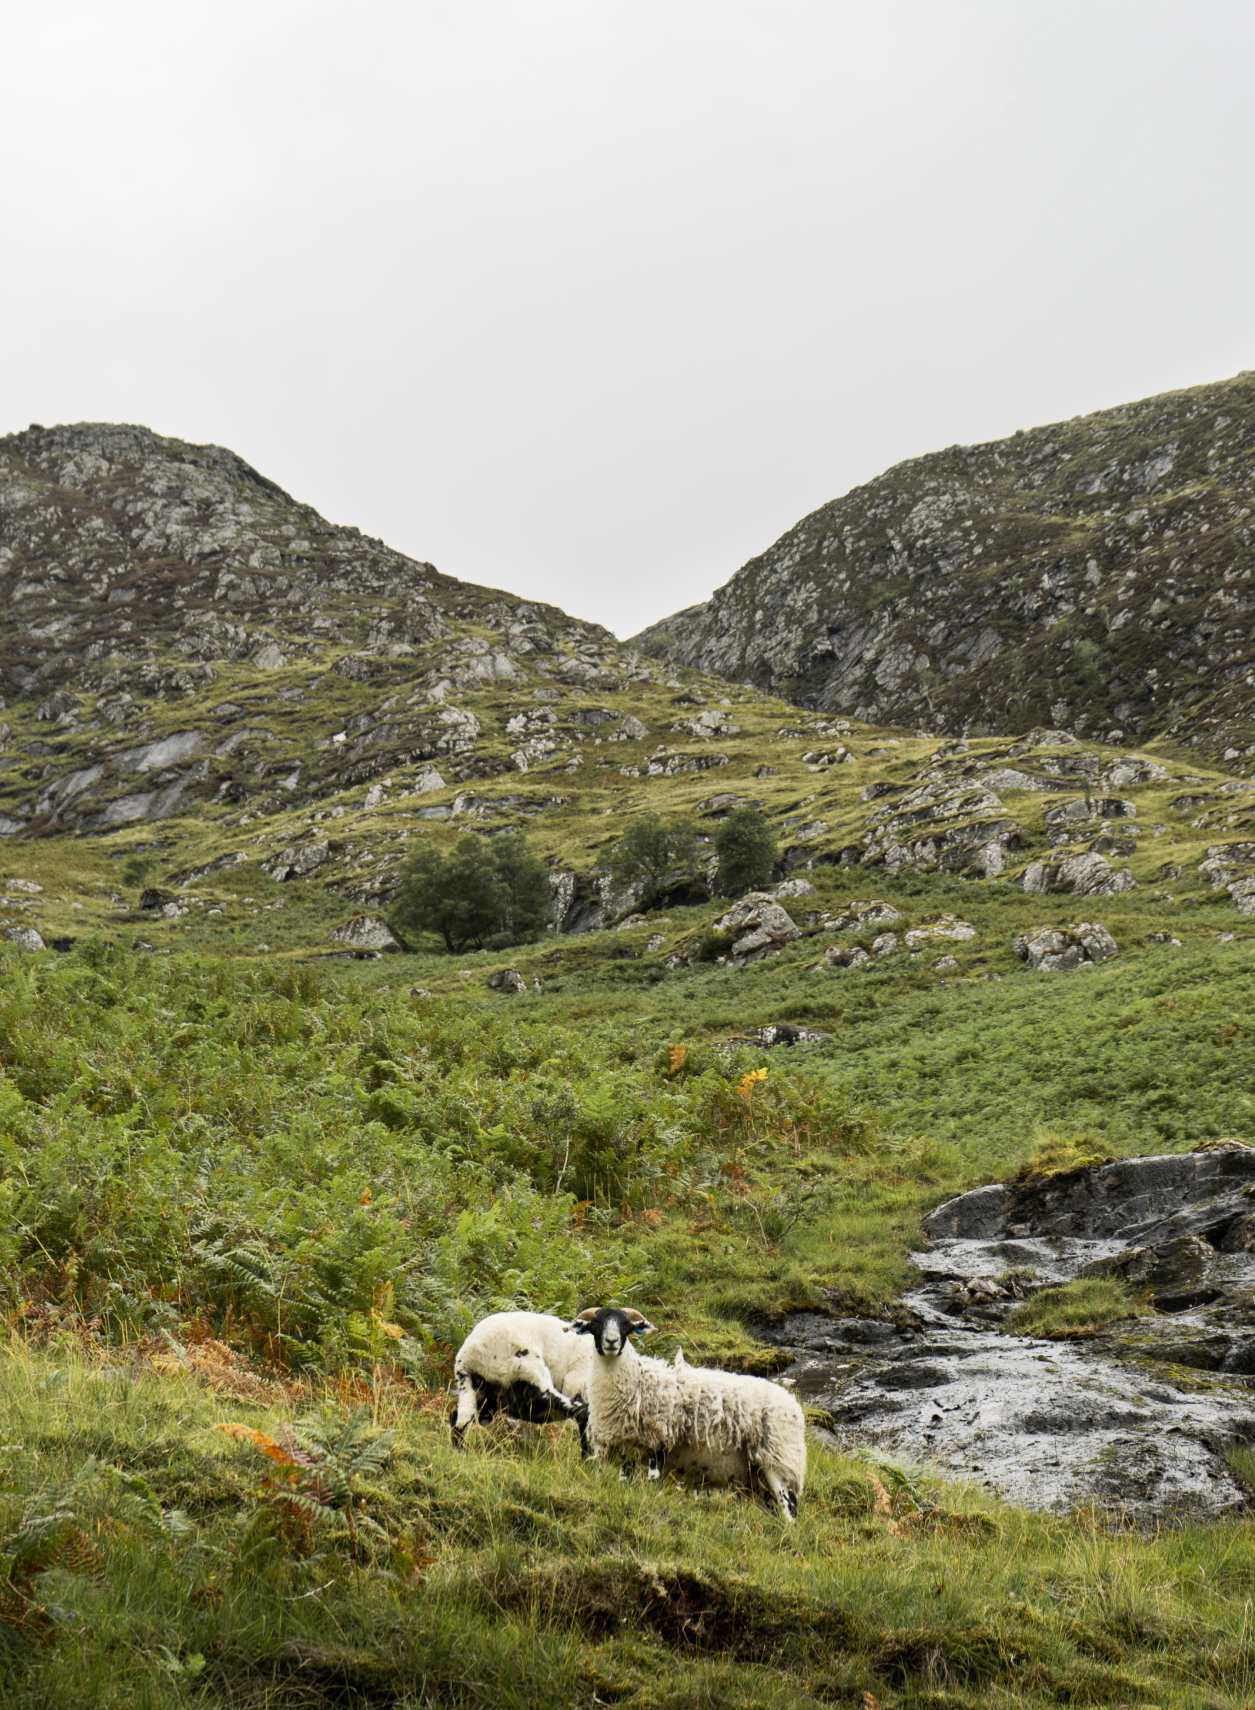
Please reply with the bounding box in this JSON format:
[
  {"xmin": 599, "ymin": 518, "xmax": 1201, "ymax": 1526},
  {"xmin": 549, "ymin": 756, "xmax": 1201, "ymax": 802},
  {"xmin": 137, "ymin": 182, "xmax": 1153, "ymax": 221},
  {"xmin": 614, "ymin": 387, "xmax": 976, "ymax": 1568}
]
[{"xmin": 3, "ymin": 1, "xmax": 1252, "ymax": 636}]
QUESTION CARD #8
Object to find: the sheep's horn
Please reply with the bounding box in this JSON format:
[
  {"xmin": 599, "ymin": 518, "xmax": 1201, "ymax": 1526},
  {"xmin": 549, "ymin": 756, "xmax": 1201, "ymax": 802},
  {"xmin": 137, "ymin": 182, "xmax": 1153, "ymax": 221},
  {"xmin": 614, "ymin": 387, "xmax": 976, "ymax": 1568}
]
[
  {"xmin": 572, "ymin": 1307, "xmax": 601, "ymax": 1322},
  {"xmin": 623, "ymin": 1309, "xmax": 655, "ymax": 1328}
]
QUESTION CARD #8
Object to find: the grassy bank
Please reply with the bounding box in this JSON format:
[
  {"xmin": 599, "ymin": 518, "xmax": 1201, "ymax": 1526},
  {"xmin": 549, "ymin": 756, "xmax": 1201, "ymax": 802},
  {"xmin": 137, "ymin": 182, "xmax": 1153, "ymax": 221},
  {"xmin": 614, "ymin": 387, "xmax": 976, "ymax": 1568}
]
[{"xmin": 4, "ymin": 1345, "xmax": 1255, "ymax": 1709}]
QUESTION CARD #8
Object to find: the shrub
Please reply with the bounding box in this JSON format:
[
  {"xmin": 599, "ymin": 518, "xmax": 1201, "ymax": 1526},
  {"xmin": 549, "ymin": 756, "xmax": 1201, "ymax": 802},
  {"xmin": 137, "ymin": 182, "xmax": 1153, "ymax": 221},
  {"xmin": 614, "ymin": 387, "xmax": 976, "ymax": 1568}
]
[
  {"xmin": 605, "ymin": 813, "xmax": 700, "ymax": 908},
  {"xmin": 389, "ymin": 831, "xmax": 550, "ymax": 953},
  {"xmin": 714, "ymin": 806, "xmax": 777, "ymax": 896}
]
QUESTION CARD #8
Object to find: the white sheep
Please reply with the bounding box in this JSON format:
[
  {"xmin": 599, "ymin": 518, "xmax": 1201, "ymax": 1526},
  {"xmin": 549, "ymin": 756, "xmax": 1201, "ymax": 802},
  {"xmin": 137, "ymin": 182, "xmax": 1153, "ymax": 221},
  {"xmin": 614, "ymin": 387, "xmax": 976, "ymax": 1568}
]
[
  {"xmin": 571, "ymin": 1306, "xmax": 806, "ymax": 1519},
  {"xmin": 450, "ymin": 1310, "xmax": 592, "ymax": 1453}
]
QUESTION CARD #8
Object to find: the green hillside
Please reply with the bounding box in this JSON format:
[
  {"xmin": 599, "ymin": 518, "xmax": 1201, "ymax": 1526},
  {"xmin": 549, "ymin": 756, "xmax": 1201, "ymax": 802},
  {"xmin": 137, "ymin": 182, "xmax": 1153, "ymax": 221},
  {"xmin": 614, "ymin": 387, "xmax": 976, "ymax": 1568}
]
[{"xmin": 2, "ymin": 421, "xmax": 1255, "ymax": 1707}]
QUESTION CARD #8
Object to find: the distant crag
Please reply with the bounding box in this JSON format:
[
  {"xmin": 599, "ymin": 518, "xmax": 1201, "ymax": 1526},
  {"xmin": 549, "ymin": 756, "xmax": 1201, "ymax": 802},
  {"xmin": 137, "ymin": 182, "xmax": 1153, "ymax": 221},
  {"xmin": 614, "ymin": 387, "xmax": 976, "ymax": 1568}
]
[{"xmin": 636, "ymin": 373, "xmax": 1255, "ymax": 764}]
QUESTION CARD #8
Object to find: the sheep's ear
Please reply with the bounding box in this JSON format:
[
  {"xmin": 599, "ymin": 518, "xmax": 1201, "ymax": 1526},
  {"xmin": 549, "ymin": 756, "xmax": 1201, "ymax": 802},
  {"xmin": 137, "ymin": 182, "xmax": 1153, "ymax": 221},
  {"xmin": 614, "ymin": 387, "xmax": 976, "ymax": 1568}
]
[
  {"xmin": 625, "ymin": 1312, "xmax": 655, "ymax": 1336},
  {"xmin": 571, "ymin": 1308, "xmax": 600, "ymax": 1333}
]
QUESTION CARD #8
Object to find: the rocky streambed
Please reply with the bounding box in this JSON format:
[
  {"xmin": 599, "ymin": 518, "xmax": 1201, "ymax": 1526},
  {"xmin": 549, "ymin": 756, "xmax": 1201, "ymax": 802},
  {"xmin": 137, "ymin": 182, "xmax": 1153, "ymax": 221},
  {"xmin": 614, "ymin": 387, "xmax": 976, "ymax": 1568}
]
[{"xmin": 763, "ymin": 1148, "xmax": 1255, "ymax": 1522}]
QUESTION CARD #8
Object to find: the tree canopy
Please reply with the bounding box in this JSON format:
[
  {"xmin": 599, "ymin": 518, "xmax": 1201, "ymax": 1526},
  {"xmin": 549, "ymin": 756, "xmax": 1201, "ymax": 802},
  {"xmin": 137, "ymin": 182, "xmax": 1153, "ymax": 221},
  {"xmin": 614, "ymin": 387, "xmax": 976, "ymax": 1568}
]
[
  {"xmin": 604, "ymin": 813, "xmax": 700, "ymax": 908},
  {"xmin": 714, "ymin": 805, "xmax": 778, "ymax": 897},
  {"xmin": 390, "ymin": 831, "xmax": 551, "ymax": 953}
]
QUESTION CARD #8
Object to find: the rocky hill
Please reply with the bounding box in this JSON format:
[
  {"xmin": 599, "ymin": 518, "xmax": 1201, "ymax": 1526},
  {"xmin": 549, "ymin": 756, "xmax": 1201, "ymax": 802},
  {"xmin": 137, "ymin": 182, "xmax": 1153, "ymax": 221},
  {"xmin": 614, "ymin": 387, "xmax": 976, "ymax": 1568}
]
[
  {"xmin": 636, "ymin": 372, "xmax": 1255, "ymax": 763},
  {"xmin": 1, "ymin": 419, "xmax": 1254, "ymax": 959}
]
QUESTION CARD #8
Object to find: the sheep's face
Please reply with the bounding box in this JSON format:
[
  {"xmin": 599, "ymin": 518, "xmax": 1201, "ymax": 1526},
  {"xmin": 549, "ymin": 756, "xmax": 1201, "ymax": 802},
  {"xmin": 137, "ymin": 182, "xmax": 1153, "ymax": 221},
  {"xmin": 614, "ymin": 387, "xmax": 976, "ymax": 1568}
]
[{"xmin": 571, "ymin": 1306, "xmax": 655, "ymax": 1358}]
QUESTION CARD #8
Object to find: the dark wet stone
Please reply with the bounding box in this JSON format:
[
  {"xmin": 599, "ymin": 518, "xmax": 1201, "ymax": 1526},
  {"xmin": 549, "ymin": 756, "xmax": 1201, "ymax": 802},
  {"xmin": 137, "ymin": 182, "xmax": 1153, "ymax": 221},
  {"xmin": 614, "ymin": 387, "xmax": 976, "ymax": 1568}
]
[{"xmin": 765, "ymin": 1147, "xmax": 1255, "ymax": 1523}]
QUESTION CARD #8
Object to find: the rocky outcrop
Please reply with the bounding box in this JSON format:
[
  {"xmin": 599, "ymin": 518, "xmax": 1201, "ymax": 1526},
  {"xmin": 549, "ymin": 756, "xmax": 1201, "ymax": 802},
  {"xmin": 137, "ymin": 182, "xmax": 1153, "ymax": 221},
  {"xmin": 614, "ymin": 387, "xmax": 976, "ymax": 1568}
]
[
  {"xmin": 1201, "ymin": 842, "xmax": 1255, "ymax": 915},
  {"xmin": 903, "ymin": 914, "xmax": 975, "ymax": 950},
  {"xmin": 2, "ymin": 925, "xmax": 45, "ymax": 951},
  {"xmin": 331, "ymin": 915, "xmax": 401, "ymax": 952},
  {"xmin": 636, "ymin": 371, "xmax": 1255, "ymax": 762},
  {"xmin": 712, "ymin": 893, "xmax": 800, "ymax": 966},
  {"xmin": 0, "ymin": 422, "xmax": 618, "ymax": 835},
  {"xmin": 264, "ymin": 842, "xmax": 331, "ymax": 881},
  {"xmin": 1014, "ymin": 922, "xmax": 1119, "ymax": 971},
  {"xmin": 1021, "ymin": 851, "xmax": 1135, "ymax": 896},
  {"xmin": 487, "ymin": 968, "xmax": 527, "ymax": 994},
  {"xmin": 762, "ymin": 1148, "xmax": 1255, "ymax": 1522}
]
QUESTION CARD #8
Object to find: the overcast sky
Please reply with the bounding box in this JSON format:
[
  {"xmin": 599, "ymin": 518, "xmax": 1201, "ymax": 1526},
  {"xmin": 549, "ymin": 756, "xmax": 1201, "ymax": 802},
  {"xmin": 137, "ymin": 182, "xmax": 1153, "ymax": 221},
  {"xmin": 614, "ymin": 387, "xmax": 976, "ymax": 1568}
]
[{"xmin": 2, "ymin": 2, "xmax": 1252, "ymax": 636}]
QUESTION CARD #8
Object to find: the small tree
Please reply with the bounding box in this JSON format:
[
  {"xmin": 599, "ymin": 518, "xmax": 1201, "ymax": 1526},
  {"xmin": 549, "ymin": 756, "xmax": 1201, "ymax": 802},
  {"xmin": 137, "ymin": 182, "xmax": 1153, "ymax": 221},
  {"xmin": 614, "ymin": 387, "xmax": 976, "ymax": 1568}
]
[
  {"xmin": 714, "ymin": 806, "xmax": 778, "ymax": 897},
  {"xmin": 390, "ymin": 835, "xmax": 507, "ymax": 953},
  {"xmin": 605, "ymin": 813, "xmax": 700, "ymax": 908},
  {"xmin": 490, "ymin": 828, "xmax": 553, "ymax": 942}
]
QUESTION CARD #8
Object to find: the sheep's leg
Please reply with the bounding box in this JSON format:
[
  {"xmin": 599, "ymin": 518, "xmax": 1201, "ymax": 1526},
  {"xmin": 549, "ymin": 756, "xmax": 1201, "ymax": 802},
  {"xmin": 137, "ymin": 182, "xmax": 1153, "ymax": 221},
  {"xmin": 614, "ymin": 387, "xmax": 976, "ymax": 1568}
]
[
  {"xmin": 574, "ymin": 1404, "xmax": 591, "ymax": 1459},
  {"xmin": 449, "ymin": 1373, "xmax": 483, "ymax": 1447},
  {"xmin": 647, "ymin": 1447, "xmax": 667, "ymax": 1481}
]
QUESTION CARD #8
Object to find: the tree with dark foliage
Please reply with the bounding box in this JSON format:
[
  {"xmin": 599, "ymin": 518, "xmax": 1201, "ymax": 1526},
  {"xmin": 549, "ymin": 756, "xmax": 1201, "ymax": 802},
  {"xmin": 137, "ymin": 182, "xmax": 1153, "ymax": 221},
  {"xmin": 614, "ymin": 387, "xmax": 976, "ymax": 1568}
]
[
  {"xmin": 714, "ymin": 805, "xmax": 777, "ymax": 897},
  {"xmin": 390, "ymin": 831, "xmax": 551, "ymax": 952}
]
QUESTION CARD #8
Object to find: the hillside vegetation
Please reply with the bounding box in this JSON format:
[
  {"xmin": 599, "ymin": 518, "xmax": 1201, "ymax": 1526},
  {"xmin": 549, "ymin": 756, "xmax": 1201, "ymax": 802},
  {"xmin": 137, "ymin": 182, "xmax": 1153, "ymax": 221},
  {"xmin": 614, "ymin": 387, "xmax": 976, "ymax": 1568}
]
[
  {"xmin": 1, "ymin": 919, "xmax": 1254, "ymax": 1706},
  {"xmin": 637, "ymin": 371, "xmax": 1255, "ymax": 764},
  {"xmin": 2, "ymin": 417, "xmax": 1255, "ymax": 1705}
]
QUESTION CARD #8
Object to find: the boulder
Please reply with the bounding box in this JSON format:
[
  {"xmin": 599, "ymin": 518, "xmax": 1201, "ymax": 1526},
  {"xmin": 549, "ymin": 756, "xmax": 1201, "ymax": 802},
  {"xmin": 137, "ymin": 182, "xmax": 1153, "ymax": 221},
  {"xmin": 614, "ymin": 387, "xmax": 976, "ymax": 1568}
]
[
  {"xmin": 870, "ymin": 932, "xmax": 898, "ymax": 957},
  {"xmin": 741, "ymin": 1023, "xmax": 829, "ymax": 1047},
  {"xmin": 824, "ymin": 944, "xmax": 871, "ymax": 970},
  {"xmin": 771, "ymin": 877, "xmax": 815, "ymax": 900},
  {"xmin": 826, "ymin": 898, "xmax": 901, "ymax": 932},
  {"xmin": 264, "ymin": 841, "xmax": 331, "ymax": 881},
  {"xmin": 2, "ymin": 925, "xmax": 45, "ymax": 952},
  {"xmin": 332, "ymin": 914, "xmax": 401, "ymax": 952},
  {"xmin": 1014, "ymin": 921, "xmax": 1118, "ymax": 971},
  {"xmin": 712, "ymin": 893, "xmax": 800, "ymax": 966},
  {"xmin": 904, "ymin": 914, "xmax": 976, "ymax": 949},
  {"xmin": 1021, "ymin": 851, "xmax": 1135, "ymax": 896},
  {"xmin": 1103, "ymin": 757, "xmax": 1168, "ymax": 789},
  {"xmin": 487, "ymin": 968, "xmax": 527, "ymax": 994},
  {"xmin": 1044, "ymin": 796, "xmax": 1137, "ymax": 830}
]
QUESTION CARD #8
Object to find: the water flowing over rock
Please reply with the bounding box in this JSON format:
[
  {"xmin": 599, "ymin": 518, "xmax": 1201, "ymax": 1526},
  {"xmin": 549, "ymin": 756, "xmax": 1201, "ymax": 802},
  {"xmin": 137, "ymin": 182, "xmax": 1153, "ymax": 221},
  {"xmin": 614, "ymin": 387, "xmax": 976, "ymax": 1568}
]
[{"xmin": 761, "ymin": 1148, "xmax": 1255, "ymax": 1523}]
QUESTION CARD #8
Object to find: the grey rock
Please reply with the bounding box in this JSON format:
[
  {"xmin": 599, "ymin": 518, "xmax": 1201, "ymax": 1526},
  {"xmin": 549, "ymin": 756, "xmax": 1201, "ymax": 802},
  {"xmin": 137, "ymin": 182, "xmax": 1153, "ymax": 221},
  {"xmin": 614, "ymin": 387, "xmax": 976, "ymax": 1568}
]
[
  {"xmin": 826, "ymin": 898, "xmax": 902, "ymax": 932},
  {"xmin": 1022, "ymin": 851, "xmax": 1135, "ymax": 896},
  {"xmin": 764, "ymin": 1147, "xmax": 1255, "ymax": 1522},
  {"xmin": 824, "ymin": 944, "xmax": 871, "ymax": 970},
  {"xmin": 332, "ymin": 914, "xmax": 401, "ymax": 952},
  {"xmin": 771, "ymin": 877, "xmax": 815, "ymax": 899},
  {"xmin": 903, "ymin": 914, "xmax": 975, "ymax": 949},
  {"xmin": 2, "ymin": 925, "xmax": 45, "ymax": 951},
  {"xmin": 741, "ymin": 1023, "xmax": 829, "ymax": 1047},
  {"xmin": 713, "ymin": 892, "xmax": 800, "ymax": 965},
  {"xmin": 264, "ymin": 841, "xmax": 331, "ymax": 881},
  {"xmin": 1014, "ymin": 921, "xmax": 1118, "ymax": 970},
  {"xmin": 487, "ymin": 968, "xmax": 527, "ymax": 994},
  {"xmin": 1044, "ymin": 796, "xmax": 1138, "ymax": 829}
]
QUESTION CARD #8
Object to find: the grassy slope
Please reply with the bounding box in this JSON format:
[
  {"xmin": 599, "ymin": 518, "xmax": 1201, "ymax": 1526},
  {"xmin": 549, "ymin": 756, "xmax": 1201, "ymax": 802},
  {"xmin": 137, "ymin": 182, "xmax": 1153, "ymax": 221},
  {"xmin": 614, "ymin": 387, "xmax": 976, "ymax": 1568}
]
[
  {"xmin": 6, "ymin": 1346, "xmax": 1255, "ymax": 1710},
  {"xmin": 0, "ymin": 889, "xmax": 1253, "ymax": 1704}
]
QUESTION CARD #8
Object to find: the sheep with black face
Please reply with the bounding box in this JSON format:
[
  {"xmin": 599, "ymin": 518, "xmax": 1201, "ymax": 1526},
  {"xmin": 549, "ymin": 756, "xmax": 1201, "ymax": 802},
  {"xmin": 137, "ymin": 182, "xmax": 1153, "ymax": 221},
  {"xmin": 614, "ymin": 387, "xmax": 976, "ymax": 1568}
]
[
  {"xmin": 450, "ymin": 1311, "xmax": 592, "ymax": 1453},
  {"xmin": 572, "ymin": 1306, "xmax": 806, "ymax": 1519}
]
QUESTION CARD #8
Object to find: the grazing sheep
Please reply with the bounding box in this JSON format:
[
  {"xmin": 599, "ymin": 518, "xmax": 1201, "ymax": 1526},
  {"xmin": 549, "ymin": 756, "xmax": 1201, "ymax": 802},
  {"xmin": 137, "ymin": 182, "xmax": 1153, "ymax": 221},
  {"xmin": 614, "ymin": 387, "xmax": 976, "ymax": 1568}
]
[
  {"xmin": 571, "ymin": 1306, "xmax": 806, "ymax": 1519},
  {"xmin": 450, "ymin": 1310, "xmax": 592, "ymax": 1453}
]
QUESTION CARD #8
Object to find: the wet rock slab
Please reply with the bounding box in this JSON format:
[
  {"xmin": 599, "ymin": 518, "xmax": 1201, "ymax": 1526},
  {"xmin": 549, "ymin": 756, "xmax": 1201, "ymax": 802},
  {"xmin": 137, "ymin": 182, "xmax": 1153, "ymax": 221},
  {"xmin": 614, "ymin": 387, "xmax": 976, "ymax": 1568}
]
[{"xmin": 764, "ymin": 1148, "xmax": 1255, "ymax": 1523}]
